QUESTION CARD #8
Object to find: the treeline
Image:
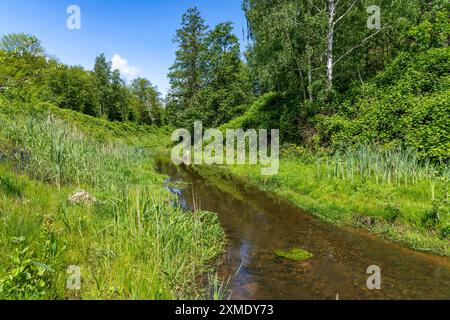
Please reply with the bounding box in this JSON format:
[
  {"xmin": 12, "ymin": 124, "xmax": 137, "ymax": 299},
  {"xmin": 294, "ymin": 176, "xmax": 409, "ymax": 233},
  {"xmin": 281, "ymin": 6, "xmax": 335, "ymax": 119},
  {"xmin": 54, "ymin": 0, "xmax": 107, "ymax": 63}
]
[
  {"xmin": 0, "ymin": 33, "xmax": 164, "ymax": 125},
  {"xmin": 241, "ymin": 0, "xmax": 450, "ymax": 142}
]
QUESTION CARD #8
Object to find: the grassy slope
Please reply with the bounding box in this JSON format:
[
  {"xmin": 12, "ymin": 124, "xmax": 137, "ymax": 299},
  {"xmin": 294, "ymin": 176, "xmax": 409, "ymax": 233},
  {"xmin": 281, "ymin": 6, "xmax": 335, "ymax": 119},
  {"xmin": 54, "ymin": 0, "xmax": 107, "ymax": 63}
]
[{"xmin": 0, "ymin": 98, "xmax": 225, "ymax": 300}]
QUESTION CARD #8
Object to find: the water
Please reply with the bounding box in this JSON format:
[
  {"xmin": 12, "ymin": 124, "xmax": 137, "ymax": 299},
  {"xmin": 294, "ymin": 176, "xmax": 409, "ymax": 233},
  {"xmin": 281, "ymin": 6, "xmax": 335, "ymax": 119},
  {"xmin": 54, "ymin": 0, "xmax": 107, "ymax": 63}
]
[{"xmin": 156, "ymin": 161, "xmax": 450, "ymax": 300}]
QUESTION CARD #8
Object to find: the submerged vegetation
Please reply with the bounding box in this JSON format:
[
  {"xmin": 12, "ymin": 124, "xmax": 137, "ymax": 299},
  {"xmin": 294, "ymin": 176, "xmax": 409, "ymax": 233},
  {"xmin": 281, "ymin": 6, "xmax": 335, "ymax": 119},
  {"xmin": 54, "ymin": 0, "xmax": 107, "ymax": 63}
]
[
  {"xmin": 274, "ymin": 248, "xmax": 314, "ymax": 261},
  {"xmin": 0, "ymin": 102, "xmax": 225, "ymax": 300}
]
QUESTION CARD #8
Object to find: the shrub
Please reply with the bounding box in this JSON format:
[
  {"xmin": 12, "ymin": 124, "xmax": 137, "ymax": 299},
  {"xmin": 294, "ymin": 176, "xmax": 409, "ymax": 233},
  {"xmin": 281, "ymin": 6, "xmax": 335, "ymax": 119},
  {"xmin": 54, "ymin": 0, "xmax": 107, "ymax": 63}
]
[
  {"xmin": 0, "ymin": 247, "xmax": 53, "ymax": 300},
  {"xmin": 316, "ymin": 48, "xmax": 450, "ymax": 160}
]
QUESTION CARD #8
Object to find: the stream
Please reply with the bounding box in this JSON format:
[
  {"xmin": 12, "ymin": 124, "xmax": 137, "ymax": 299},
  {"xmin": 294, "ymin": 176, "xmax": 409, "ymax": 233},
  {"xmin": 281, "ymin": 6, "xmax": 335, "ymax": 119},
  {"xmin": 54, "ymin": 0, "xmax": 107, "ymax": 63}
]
[{"xmin": 156, "ymin": 161, "xmax": 450, "ymax": 300}]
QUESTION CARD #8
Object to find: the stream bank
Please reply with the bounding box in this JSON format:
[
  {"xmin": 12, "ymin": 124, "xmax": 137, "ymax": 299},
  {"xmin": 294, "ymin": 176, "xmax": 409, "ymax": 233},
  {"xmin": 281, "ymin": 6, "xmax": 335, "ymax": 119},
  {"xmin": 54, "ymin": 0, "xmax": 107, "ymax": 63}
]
[{"xmin": 156, "ymin": 160, "xmax": 450, "ymax": 300}]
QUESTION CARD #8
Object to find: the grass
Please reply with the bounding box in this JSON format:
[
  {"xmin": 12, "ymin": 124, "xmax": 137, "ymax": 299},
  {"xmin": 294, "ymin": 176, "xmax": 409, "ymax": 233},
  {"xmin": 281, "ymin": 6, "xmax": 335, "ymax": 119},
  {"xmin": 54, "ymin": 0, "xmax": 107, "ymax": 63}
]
[
  {"xmin": 0, "ymin": 175, "xmax": 24, "ymax": 197},
  {"xmin": 319, "ymin": 145, "xmax": 449, "ymax": 187},
  {"xmin": 191, "ymin": 145, "xmax": 450, "ymax": 257},
  {"xmin": 0, "ymin": 100, "xmax": 225, "ymax": 300}
]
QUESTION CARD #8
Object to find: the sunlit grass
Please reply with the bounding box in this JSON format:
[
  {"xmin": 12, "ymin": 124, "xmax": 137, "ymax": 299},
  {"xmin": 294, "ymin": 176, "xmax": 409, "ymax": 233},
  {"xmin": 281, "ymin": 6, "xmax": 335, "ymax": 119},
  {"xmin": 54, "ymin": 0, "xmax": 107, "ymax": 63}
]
[{"xmin": 0, "ymin": 107, "xmax": 225, "ymax": 300}]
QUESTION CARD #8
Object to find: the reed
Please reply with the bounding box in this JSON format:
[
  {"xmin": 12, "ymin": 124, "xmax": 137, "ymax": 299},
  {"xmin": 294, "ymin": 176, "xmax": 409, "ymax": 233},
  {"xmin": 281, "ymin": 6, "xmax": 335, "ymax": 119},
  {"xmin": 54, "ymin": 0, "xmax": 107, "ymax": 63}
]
[
  {"xmin": 1, "ymin": 113, "xmax": 147, "ymax": 190},
  {"xmin": 319, "ymin": 145, "xmax": 447, "ymax": 186},
  {"xmin": 0, "ymin": 110, "xmax": 225, "ymax": 299}
]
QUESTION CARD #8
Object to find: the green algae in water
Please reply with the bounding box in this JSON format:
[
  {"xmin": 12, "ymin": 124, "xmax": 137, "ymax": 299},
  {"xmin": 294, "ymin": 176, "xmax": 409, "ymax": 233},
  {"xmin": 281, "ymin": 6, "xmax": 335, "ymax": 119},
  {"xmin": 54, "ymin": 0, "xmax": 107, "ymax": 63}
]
[
  {"xmin": 275, "ymin": 248, "xmax": 314, "ymax": 261},
  {"xmin": 167, "ymin": 180, "xmax": 191, "ymax": 190}
]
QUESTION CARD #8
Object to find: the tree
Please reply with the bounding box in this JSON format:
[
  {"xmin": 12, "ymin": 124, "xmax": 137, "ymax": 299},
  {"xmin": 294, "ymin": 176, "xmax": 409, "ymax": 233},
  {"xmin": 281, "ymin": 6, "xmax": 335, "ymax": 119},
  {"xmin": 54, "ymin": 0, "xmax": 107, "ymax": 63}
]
[
  {"xmin": 47, "ymin": 65, "xmax": 99, "ymax": 116},
  {"xmin": 0, "ymin": 34, "xmax": 48, "ymax": 99},
  {"xmin": 244, "ymin": 0, "xmax": 325, "ymax": 102},
  {"xmin": 130, "ymin": 78, "xmax": 163, "ymax": 125},
  {"xmin": 110, "ymin": 70, "xmax": 129, "ymax": 121},
  {"xmin": 93, "ymin": 53, "xmax": 112, "ymax": 118},
  {"xmin": 0, "ymin": 33, "xmax": 45, "ymax": 57},
  {"xmin": 244, "ymin": 0, "xmax": 423, "ymax": 95},
  {"xmin": 167, "ymin": 7, "xmax": 208, "ymax": 111},
  {"xmin": 198, "ymin": 22, "xmax": 252, "ymax": 126}
]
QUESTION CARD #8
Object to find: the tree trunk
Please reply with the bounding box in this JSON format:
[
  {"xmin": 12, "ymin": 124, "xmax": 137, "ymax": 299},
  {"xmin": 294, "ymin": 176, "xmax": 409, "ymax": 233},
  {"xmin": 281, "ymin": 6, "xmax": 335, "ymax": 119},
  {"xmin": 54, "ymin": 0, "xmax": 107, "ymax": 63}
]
[
  {"xmin": 326, "ymin": 0, "xmax": 335, "ymax": 90},
  {"xmin": 307, "ymin": 43, "xmax": 313, "ymax": 102}
]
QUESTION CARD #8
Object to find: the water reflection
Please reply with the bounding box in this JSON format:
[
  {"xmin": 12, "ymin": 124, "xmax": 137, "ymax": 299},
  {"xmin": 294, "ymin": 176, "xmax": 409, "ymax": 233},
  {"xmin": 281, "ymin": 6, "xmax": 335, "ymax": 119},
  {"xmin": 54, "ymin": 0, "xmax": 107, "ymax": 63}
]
[{"xmin": 157, "ymin": 161, "xmax": 450, "ymax": 300}]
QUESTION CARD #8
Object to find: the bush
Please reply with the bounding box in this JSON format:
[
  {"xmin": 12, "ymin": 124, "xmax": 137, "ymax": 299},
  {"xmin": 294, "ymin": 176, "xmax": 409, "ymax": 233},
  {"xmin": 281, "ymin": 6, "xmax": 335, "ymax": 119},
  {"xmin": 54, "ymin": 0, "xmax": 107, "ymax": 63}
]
[
  {"xmin": 316, "ymin": 48, "xmax": 450, "ymax": 160},
  {"xmin": 0, "ymin": 248, "xmax": 53, "ymax": 300},
  {"xmin": 219, "ymin": 92, "xmax": 300, "ymax": 142}
]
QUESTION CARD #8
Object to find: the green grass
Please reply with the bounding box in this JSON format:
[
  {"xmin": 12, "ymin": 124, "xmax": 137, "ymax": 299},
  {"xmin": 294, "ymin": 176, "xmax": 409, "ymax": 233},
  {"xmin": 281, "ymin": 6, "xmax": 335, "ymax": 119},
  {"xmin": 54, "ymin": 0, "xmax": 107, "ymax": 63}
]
[
  {"xmin": 0, "ymin": 100, "xmax": 225, "ymax": 300},
  {"xmin": 0, "ymin": 94, "xmax": 173, "ymax": 152}
]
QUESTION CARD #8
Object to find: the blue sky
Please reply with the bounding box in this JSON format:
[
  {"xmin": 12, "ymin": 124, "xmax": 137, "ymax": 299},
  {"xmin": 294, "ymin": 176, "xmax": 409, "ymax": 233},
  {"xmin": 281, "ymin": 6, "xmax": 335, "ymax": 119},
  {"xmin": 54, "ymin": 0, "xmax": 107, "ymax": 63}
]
[{"xmin": 0, "ymin": 0, "xmax": 248, "ymax": 95}]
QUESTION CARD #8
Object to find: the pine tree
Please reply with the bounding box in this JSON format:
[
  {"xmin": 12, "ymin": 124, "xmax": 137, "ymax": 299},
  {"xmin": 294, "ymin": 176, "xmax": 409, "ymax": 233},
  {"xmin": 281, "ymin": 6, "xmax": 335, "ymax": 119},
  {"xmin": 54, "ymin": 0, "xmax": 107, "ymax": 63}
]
[{"xmin": 167, "ymin": 7, "xmax": 208, "ymax": 111}]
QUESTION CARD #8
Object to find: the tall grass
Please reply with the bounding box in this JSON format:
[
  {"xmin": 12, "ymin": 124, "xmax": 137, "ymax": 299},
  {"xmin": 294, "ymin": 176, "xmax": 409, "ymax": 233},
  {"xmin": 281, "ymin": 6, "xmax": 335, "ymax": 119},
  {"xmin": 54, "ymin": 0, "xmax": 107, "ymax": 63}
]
[
  {"xmin": 315, "ymin": 145, "xmax": 448, "ymax": 186},
  {"xmin": 1, "ymin": 113, "xmax": 147, "ymax": 189},
  {"xmin": 104, "ymin": 187, "xmax": 225, "ymax": 299},
  {"xmin": 0, "ymin": 110, "xmax": 225, "ymax": 299}
]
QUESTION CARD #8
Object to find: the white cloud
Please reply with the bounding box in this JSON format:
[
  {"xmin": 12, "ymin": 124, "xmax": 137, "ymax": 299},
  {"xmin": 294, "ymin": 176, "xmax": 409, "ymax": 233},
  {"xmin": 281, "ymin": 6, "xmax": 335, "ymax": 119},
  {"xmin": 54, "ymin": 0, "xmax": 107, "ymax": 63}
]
[{"xmin": 111, "ymin": 54, "xmax": 140, "ymax": 81}]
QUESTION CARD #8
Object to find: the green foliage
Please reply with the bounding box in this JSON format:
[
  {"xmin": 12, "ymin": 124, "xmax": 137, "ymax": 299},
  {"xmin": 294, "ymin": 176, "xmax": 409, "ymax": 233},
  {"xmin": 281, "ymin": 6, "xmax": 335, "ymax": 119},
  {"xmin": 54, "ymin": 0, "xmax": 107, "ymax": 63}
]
[
  {"xmin": 130, "ymin": 78, "xmax": 164, "ymax": 125},
  {"xmin": 167, "ymin": 7, "xmax": 207, "ymax": 113},
  {"xmin": 46, "ymin": 64, "xmax": 99, "ymax": 116},
  {"xmin": 0, "ymin": 100, "xmax": 225, "ymax": 299},
  {"xmin": 0, "ymin": 33, "xmax": 44, "ymax": 57},
  {"xmin": 243, "ymin": 0, "xmax": 449, "ymax": 155},
  {"xmin": 220, "ymin": 93, "xmax": 275, "ymax": 129},
  {"xmin": 406, "ymin": 3, "xmax": 450, "ymax": 52},
  {"xmin": 218, "ymin": 150, "xmax": 449, "ymax": 255},
  {"xmin": 0, "ymin": 114, "xmax": 148, "ymax": 189},
  {"xmin": 0, "ymin": 248, "xmax": 53, "ymax": 300},
  {"xmin": 93, "ymin": 53, "xmax": 113, "ymax": 118},
  {"xmin": 0, "ymin": 44, "xmax": 49, "ymax": 100},
  {"xmin": 317, "ymin": 48, "xmax": 450, "ymax": 159},
  {"xmin": 110, "ymin": 70, "xmax": 129, "ymax": 121},
  {"xmin": 422, "ymin": 177, "xmax": 449, "ymax": 235},
  {"xmin": 167, "ymin": 9, "xmax": 253, "ymax": 129},
  {"xmin": 219, "ymin": 92, "xmax": 299, "ymax": 142},
  {"xmin": 243, "ymin": 0, "xmax": 422, "ymax": 100},
  {"xmin": 0, "ymin": 34, "xmax": 164, "ymax": 126},
  {"xmin": 197, "ymin": 22, "xmax": 253, "ymax": 127},
  {"xmin": 319, "ymin": 145, "xmax": 445, "ymax": 186}
]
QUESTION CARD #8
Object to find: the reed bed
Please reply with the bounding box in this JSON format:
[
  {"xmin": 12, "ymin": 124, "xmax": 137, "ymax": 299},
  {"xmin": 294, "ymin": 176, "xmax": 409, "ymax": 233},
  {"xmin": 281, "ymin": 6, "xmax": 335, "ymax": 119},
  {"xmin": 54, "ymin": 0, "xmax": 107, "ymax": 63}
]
[
  {"xmin": 1, "ymin": 113, "xmax": 147, "ymax": 189},
  {"xmin": 0, "ymin": 111, "xmax": 225, "ymax": 299},
  {"xmin": 315, "ymin": 145, "xmax": 448, "ymax": 186}
]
